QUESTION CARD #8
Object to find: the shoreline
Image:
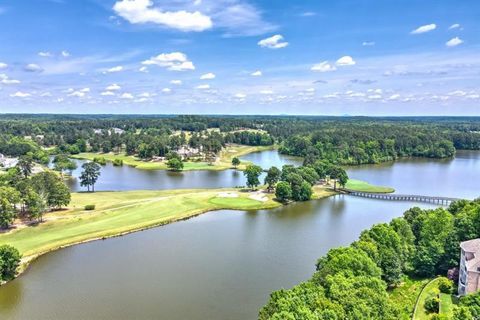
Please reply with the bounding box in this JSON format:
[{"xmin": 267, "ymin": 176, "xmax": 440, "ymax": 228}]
[{"xmin": 0, "ymin": 187, "xmax": 338, "ymax": 286}]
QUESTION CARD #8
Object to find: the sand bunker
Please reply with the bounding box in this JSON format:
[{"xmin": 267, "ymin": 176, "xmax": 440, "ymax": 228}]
[{"xmin": 217, "ymin": 192, "xmax": 239, "ymax": 198}]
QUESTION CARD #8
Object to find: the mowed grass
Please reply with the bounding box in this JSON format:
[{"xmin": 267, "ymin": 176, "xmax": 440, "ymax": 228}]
[
  {"xmin": 439, "ymin": 293, "xmax": 454, "ymax": 317},
  {"xmin": 72, "ymin": 144, "xmax": 275, "ymax": 171},
  {"xmin": 412, "ymin": 277, "xmax": 456, "ymax": 320},
  {"xmin": 345, "ymin": 179, "xmax": 395, "ymax": 193},
  {"xmin": 0, "ymin": 189, "xmax": 281, "ymax": 259},
  {"xmin": 389, "ymin": 276, "xmax": 430, "ymax": 319}
]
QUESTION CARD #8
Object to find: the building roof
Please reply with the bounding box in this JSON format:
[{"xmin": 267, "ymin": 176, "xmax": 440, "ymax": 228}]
[{"xmin": 461, "ymin": 239, "xmax": 480, "ymax": 273}]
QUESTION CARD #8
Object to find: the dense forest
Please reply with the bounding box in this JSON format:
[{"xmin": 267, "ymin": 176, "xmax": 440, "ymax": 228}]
[
  {"xmin": 0, "ymin": 115, "xmax": 479, "ymax": 166},
  {"xmin": 259, "ymin": 199, "xmax": 480, "ymax": 319}
]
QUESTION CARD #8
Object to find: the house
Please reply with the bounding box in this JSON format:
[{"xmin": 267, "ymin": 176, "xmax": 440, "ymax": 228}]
[
  {"xmin": 0, "ymin": 154, "xmax": 19, "ymax": 169},
  {"xmin": 176, "ymin": 146, "xmax": 202, "ymax": 159},
  {"xmin": 458, "ymin": 238, "xmax": 480, "ymax": 295}
]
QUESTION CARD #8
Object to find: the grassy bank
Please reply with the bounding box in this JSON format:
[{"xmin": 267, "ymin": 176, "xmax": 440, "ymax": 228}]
[
  {"xmin": 71, "ymin": 144, "xmax": 275, "ymax": 171},
  {"xmin": 0, "ymin": 186, "xmax": 336, "ymax": 267},
  {"xmin": 412, "ymin": 277, "xmax": 455, "ymax": 320},
  {"xmin": 389, "ymin": 277, "xmax": 430, "ymax": 319},
  {"xmin": 344, "ymin": 179, "xmax": 395, "ymax": 193}
]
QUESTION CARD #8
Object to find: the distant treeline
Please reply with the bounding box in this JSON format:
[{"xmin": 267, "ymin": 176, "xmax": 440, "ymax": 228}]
[{"xmin": 0, "ymin": 116, "xmax": 479, "ymax": 163}]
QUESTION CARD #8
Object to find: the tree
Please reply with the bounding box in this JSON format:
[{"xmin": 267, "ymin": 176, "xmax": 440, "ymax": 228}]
[
  {"xmin": 275, "ymin": 181, "xmax": 292, "ymax": 202},
  {"xmin": 53, "ymin": 154, "xmax": 77, "ymax": 177},
  {"xmin": 244, "ymin": 164, "xmax": 263, "ymax": 189},
  {"xmin": 292, "ymin": 181, "xmax": 312, "ymax": 201},
  {"xmin": 0, "ymin": 245, "xmax": 21, "ymax": 281},
  {"xmin": 0, "ymin": 186, "xmax": 20, "ymax": 229},
  {"xmin": 31, "ymin": 172, "xmax": 71, "ymax": 209},
  {"xmin": 80, "ymin": 162, "xmax": 101, "ymax": 192},
  {"xmin": 167, "ymin": 158, "xmax": 184, "ymax": 171},
  {"xmin": 232, "ymin": 157, "xmax": 240, "ymax": 169},
  {"xmin": 264, "ymin": 166, "xmax": 281, "ymax": 192},
  {"xmin": 24, "ymin": 187, "xmax": 46, "ymax": 221},
  {"xmin": 16, "ymin": 155, "xmax": 33, "ymax": 178}
]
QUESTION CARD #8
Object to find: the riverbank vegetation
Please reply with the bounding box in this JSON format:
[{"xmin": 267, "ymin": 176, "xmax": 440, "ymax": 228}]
[{"xmin": 260, "ymin": 199, "xmax": 480, "ymax": 319}]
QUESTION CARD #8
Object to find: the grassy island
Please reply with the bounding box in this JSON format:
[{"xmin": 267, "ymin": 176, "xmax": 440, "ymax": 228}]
[{"xmin": 344, "ymin": 179, "xmax": 395, "ymax": 193}]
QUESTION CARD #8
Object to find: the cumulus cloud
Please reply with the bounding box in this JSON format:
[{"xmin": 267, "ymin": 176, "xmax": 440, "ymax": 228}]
[
  {"xmin": 446, "ymin": 37, "xmax": 463, "ymax": 47},
  {"xmin": 139, "ymin": 66, "xmax": 148, "ymax": 73},
  {"xmin": 410, "ymin": 23, "xmax": 436, "ymax": 34},
  {"xmin": 258, "ymin": 35, "xmax": 288, "ymax": 49},
  {"xmin": 162, "ymin": 88, "xmax": 172, "ymax": 93},
  {"xmin": 61, "ymin": 50, "xmax": 71, "ymax": 57},
  {"xmin": 106, "ymin": 83, "xmax": 121, "ymax": 91},
  {"xmin": 10, "ymin": 91, "xmax": 31, "ymax": 98},
  {"xmin": 200, "ymin": 72, "xmax": 216, "ymax": 80},
  {"xmin": 170, "ymin": 80, "xmax": 182, "ymax": 85},
  {"xmin": 196, "ymin": 84, "xmax": 210, "ymax": 90},
  {"xmin": 0, "ymin": 74, "xmax": 20, "ymax": 84},
  {"xmin": 311, "ymin": 61, "xmax": 336, "ymax": 72},
  {"xmin": 362, "ymin": 41, "xmax": 375, "ymax": 46},
  {"xmin": 336, "ymin": 56, "xmax": 356, "ymax": 66},
  {"xmin": 234, "ymin": 93, "xmax": 246, "ymax": 99},
  {"xmin": 24, "ymin": 63, "xmax": 43, "ymax": 72},
  {"xmin": 101, "ymin": 91, "xmax": 115, "ymax": 96},
  {"xmin": 251, "ymin": 70, "xmax": 262, "ymax": 77},
  {"xmin": 68, "ymin": 90, "xmax": 86, "ymax": 97},
  {"xmin": 113, "ymin": 0, "xmax": 212, "ymax": 32},
  {"xmin": 142, "ymin": 52, "xmax": 195, "ymax": 71},
  {"xmin": 121, "ymin": 92, "xmax": 134, "ymax": 99},
  {"xmin": 103, "ymin": 66, "xmax": 124, "ymax": 73},
  {"xmin": 38, "ymin": 51, "xmax": 52, "ymax": 57},
  {"xmin": 0, "ymin": 63, "xmax": 7, "ymax": 69}
]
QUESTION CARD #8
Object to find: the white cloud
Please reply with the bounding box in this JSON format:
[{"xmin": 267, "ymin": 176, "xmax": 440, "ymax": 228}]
[
  {"xmin": 80, "ymin": 88, "xmax": 90, "ymax": 93},
  {"xmin": 196, "ymin": 84, "xmax": 210, "ymax": 90},
  {"xmin": 68, "ymin": 91, "xmax": 86, "ymax": 97},
  {"xmin": 200, "ymin": 72, "xmax": 216, "ymax": 80},
  {"xmin": 260, "ymin": 90, "xmax": 273, "ymax": 95},
  {"xmin": 106, "ymin": 83, "xmax": 121, "ymax": 91},
  {"xmin": 0, "ymin": 63, "xmax": 7, "ymax": 69},
  {"xmin": 101, "ymin": 91, "xmax": 115, "ymax": 96},
  {"xmin": 38, "ymin": 51, "xmax": 52, "ymax": 57},
  {"xmin": 411, "ymin": 23, "xmax": 436, "ymax": 34},
  {"xmin": 139, "ymin": 66, "xmax": 148, "ymax": 73},
  {"xmin": 387, "ymin": 94, "xmax": 401, "ymax": 100},
  {"xmin": 113, "ymin": 0, "xmax": 213, "ymax": 32},
  {"xmin": 311, "ymin": 61, "xmax": 337, "ymax": 72},
  {"xmin": 121, "ymin": 92, "xmax": 134, "ymax": 99},
  {"xmin": 170, "ymin": 80, "xmax": 182, "ymax": 85},
  {"xmin": 10, "ymin": 91, "xmax": 31, "ymax": 98},
  {"xmin": 234, "ymin": 93, "xmax": 246, "ymax": 99},
  {"xmin": 24, "ymin": 63, "xmax": 43, "ymax": 72},
  {"xmin": 142, "ymin": 52, "xmax": 195, "ymax": 71},
  {"xmin": 103, "ymin": 65, "xmax": 124, "ymax": 73},
  {"xmin": 0, "ymin": 74, "xmax": 20, "ymax": 84},
  {"xmin": 449, "ymin": 23, "xmax": 461, "ymax": 30},
  {"xmin": 138, "ymin": 92, "xmax": 152, "ymax": 98},
  {"xmin": 336, "ymin": 56, "xmax": 356, "ymax": 66},
  {"xmin": 301, "ymin": 12, "xmax": 316, "ymax": 17},
  {"xmin": 251, "ymin": 70, "xmax": 262, "ymax": 76},
  {"xmin": 362, "ymin": 41, "xmax": 375, "ymax": 46},
  {"xmin": 446, "ymin": 37, "xmax": 463, "ymax": 47},
  {"xmin": 162, "ymin": 88, "xmax": 172, "ymax": 93},
  {"xmin": 61, "ymin": 50, "xmax": 71, "ymax": 57},
  {"xmin": 258, "ymin": 35, "xmax": 288, "ymax": 49},
  {"xmin": 40, "ymin": 92, "xmax": 52, "ymax": 97}
]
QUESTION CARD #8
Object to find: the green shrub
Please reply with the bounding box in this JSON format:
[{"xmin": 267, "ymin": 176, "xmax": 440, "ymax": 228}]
[
  {"xmin": 0, "ymin": 245, "xmax": 21, "ymax": 281},
  {"xmin": 424, "ymin": 296, "xmax": 440, "ymax": 313},
  {"xmin": 93, "ymin": 157, "xmax": 107, "ymax": 165},
  {"xmin": 84, "ymin": 204, "xmax": 96, "ymax": 211},
  {"xmin": 112, "ymin": 159, "xmax": 123, "ymax": 166},
  {"xmin": 438, "ymin": 277, "xmax": 453, "ymax": 294}
]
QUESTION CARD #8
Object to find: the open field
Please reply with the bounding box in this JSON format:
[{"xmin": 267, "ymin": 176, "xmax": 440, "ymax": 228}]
[
  {"xmin": 0, "ymin": 186, "xmax": 336, "ymax": 268},
  {"xmin": 71, "ymin": 144, "xmax": 275, "ymax": 171},
  {"xmin": 344, "ymin": 179, "xmax": 395, "ymax": 193}
]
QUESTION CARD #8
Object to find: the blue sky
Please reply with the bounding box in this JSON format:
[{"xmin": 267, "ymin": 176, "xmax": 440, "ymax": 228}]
[{"xmin": 0, "ymin": 0, "xmax": 479, "ymax": 115}]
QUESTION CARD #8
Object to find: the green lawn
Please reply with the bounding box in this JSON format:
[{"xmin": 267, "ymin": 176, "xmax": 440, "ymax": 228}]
[
  {"xmin": 71, "ymin": 144, "xmax": 275, "ymax": 171},
  {"xmin": 0, "ymin": 185, "xmax": 335, "ymax": 271},
  {"xmin": 389, "ymin": 276, "xmax": 430, "ymax": 319},
  {"xmin": 439, "ymin": 293, "xmax": 454, "ymax": 317},
  {"xmin": 344, "ymin": 179, "xmax": 395, "ymax": 193}
]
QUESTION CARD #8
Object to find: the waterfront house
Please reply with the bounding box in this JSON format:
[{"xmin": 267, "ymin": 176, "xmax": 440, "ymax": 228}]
[{"xmin": 459, "ymin": 238, "xmax": 480, "ymax": 295}]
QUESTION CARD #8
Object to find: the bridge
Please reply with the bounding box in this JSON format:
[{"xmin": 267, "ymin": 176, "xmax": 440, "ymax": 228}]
[{"xmin": 344, "ymin": 190, "xmax": 463, "ymax": 205}]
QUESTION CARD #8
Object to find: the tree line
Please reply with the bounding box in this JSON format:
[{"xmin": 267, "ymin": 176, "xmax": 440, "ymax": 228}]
[{"xmin": 259, "ymin": 199, "xmax": 480, "ymax": 319}]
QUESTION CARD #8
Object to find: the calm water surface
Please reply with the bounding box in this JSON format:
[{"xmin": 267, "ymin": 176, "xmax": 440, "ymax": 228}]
[{"xmin": 1, "ymin": 150, "xmax": 479, "ymax": 320}]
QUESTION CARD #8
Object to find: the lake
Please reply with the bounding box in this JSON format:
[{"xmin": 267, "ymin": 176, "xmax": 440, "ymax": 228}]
[{"xmin": 1, "ymin": 150, "xmax": 479, "ymax": 320}]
